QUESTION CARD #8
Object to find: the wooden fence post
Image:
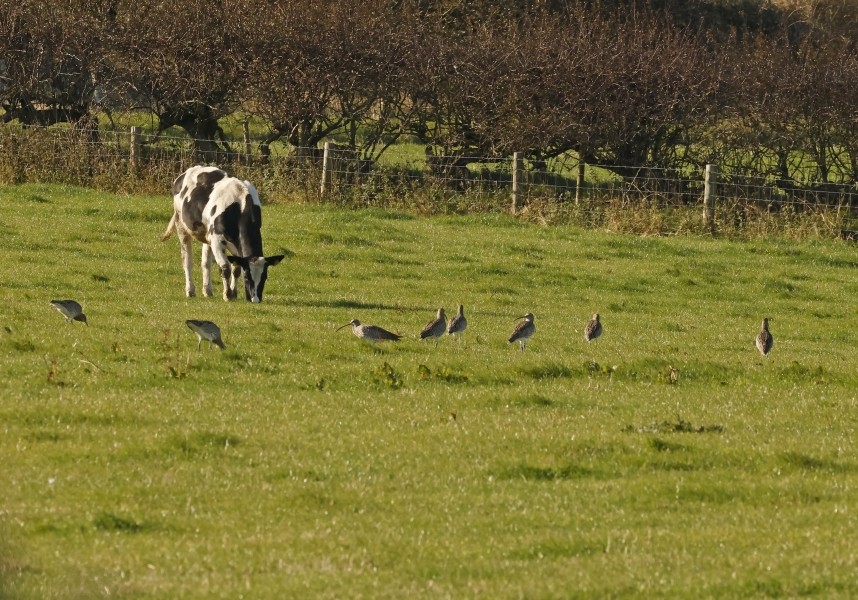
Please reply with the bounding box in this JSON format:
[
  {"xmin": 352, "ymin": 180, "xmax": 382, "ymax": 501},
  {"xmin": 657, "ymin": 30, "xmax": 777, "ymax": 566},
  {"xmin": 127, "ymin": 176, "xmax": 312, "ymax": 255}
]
[
  {"xmin": 320, "ymin": 141, "xmax": 333, "ymax": 197},
  {"xmin": 575, "ymin": 160, "xmax": 586, "ymax": 205},
  {"xmin": 130, "ymin": 126, "xmax": 142, "ymax": 171},
  {"xmin": 242, "ymin": 119, "xmax": 252, "ymax": 164},
  {"xmin": 511, "ymin": 152, "xmax": 522, "ymax": 213},
  {"xmin": 703, "ymin": 163, "xmax": 717, "ymax": 230}
]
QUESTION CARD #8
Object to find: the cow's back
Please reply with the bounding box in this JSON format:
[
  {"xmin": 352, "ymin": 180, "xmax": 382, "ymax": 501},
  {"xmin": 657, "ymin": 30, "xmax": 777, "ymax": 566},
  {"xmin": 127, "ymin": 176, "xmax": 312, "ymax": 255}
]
[{"xmin": 173, "ymin": 166, "xmax": 229, "ymax": 235}]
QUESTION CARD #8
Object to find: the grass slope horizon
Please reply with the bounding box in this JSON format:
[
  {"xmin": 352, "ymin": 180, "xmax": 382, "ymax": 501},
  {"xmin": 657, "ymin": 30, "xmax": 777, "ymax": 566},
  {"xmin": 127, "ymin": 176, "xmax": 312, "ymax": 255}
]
[{"xmin": 1, "ymin": 183, "xmax": 857, "ymax": 598}]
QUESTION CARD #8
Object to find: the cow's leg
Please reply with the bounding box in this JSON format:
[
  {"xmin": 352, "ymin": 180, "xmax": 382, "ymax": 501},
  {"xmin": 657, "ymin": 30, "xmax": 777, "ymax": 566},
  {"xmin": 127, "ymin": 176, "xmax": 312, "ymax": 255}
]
[
  {"xmin": 179, "ymin": 232, "xmax": 196, "ymax": 297},
  {"xmin": 231, "ymin": 263, "xmax": 243, "ymax": 300},
  {"xmin": 200, "ymin": 244, "xmax": 214, "ymax": 297},
  {"xmin": 221, "ymin": 262, "xmax": 236, "ymax": 301},
  {"xmin": 209, "ymin": 236, "xmax": 235, "ymax": 301}
]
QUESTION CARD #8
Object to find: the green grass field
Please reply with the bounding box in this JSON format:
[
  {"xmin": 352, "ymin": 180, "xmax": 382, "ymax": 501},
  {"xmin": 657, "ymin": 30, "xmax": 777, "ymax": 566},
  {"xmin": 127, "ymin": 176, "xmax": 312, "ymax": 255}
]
[{"xmin": 1, "ymin": 183, "xmax": 857, "ymax": 599}]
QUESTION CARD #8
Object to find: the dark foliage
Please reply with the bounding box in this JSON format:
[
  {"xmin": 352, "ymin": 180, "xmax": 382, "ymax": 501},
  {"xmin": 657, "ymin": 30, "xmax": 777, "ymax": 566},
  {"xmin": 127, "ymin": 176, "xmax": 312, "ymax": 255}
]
[{"xmin": 0, "ymin": 0, "xmax": 855, "ymax": 183}]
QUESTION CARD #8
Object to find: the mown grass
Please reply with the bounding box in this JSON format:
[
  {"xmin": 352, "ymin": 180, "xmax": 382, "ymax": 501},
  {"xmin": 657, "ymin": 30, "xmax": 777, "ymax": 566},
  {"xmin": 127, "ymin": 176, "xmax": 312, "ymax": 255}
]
[{"xmin": 1, "ymin": 183, "xmax": 857, "ymax": 599}]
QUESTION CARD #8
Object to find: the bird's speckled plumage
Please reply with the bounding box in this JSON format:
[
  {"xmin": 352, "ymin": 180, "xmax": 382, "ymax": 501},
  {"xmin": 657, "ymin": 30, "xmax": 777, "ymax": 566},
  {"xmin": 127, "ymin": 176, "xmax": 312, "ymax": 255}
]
[
  {"xmin": 447, "ymin": 304, "xmax": 467, "ymax": 336},
  {"xmin": 755, "ymin": 317, "xmax": 773, "ymax": 356},
  {"xmin": 508, "ymin": 313, "xmax": 535, "ymax": 351},
  {"xmin": 584, "ymin": 313, "xmax": 602, "ymax": 342},
  {"xmin": 420, "ymin": 307, "xmax": 447, "ymax": 341}
]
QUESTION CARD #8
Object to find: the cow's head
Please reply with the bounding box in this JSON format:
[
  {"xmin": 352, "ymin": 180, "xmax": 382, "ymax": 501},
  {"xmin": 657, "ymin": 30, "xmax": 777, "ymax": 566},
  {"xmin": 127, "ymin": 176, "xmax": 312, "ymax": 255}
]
[{"xmin": 227, "ymin": 255, "xmax": 285, "ymax": 303}]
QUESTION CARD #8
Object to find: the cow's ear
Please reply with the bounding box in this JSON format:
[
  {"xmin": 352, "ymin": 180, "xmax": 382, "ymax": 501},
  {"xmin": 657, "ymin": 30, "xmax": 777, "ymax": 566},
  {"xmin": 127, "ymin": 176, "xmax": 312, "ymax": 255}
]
[
  {"xmin": 265, "ymin": 255, "xmax": 286, "ymax": 266},
  {"xmin": 227, "ymin": 255, "xmax": 249, "ymax": 268}
]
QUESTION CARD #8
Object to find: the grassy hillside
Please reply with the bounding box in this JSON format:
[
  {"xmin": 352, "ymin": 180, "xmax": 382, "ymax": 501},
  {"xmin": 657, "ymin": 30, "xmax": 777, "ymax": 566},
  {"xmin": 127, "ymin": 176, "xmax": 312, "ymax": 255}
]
[{"xmin": 1, "ymin": 183, "xmax": 857, "ymax": 598}]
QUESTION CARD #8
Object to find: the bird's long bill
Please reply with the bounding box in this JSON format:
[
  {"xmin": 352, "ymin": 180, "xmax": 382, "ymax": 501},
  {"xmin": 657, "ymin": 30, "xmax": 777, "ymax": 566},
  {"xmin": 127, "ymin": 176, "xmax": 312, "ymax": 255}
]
[
  {"xmin": 336, "ymin": 323, "xmax": 352, "ymax": 331},
  {"xmin": 514, "ymin": 315, "xmax": 527, "ymax": 321}
]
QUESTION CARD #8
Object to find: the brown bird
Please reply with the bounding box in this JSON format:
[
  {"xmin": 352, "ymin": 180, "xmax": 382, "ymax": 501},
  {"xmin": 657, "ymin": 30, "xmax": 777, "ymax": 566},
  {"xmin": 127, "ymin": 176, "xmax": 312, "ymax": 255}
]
[
  {"xmin": 186, "ymin": 320, "xmax": 226, "ymax": 350},
  {"xmin": 584, "ymin": 313, "xmax": 602, "ymax": 342},
  {"xmin": 447, "ymin": 304, "xmax": 467, "ymax": 337},
  {"xmin": 668, "ymin": 365, "xmax": 679, "ymax": 385},
  {"xmin": 755, "ymin": 317, "xmax": 773, "ymax": 356},
  {"xmin": 508, "ymin": 313, "xmax": 535, "ymax": 351},
  {"xmin": 420, "ymin": 307, "xmax": 446, "ymax": 342},
  {"xmin": 50, "ymin": 300, "xmax": 88, "ymax": 325},
  {"xmin": 338, "ymin": 319, "xmax": 401, "ymax": 343}
]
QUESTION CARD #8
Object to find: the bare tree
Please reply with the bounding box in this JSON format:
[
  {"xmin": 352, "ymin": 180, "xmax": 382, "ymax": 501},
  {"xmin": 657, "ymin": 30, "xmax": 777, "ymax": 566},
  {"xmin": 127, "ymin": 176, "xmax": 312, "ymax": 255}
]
[
  {"xmin": 1, "ymin": 0, "xmax": 853, "ymax": 190},
  {"xmin": 104, "ymin": 0, "xmax": 245, "ymax": 156},
  {"xmin": 0, "ymin": 0, "xmax": 109, "ymax": 127},
  {"xmin": 242, "ymin": 0, "xmax": 421, "ymax": 163},
  {"xmin": 581, "ymin": 9, "xmax": 720, "ymax": 176},
  {"xmin": 405, "ymin": 4, "xmax": 720, "ymax": 178},
  {"xmin": 710, "ymin": 26, "xmax": 858, "ymax": 188}
]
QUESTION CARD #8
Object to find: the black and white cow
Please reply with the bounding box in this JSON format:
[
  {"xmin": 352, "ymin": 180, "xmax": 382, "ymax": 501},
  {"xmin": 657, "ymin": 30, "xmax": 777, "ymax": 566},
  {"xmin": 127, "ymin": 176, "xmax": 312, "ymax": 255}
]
[{"xmin": 162, "ymin": 166, "xmax": 284, "ymax": 303}]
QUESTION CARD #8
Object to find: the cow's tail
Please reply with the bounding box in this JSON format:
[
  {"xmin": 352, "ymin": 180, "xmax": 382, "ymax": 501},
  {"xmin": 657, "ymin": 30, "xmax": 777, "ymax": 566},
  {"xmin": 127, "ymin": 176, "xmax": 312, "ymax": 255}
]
[{"xmin": 161, "ymin": 212, "xmax": 177, "ymax": 241}]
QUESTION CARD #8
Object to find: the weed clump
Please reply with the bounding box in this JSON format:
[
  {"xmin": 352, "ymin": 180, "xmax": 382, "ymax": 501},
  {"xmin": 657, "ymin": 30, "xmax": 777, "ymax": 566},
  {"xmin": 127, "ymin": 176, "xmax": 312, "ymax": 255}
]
[
  {"xmin": 161, "ymin": 330, "xmax": 189, "ymax": 379},
  {"xmin": 374, "ymin": 362, "xmax": 404, "ymax": 389},
  {"xmin": 417, "ymin": 364, "xmax": 469, "ymax": 383},
  {"xmin": 93, "ymin": 512, "xmax": 146, "ymax": 533}
]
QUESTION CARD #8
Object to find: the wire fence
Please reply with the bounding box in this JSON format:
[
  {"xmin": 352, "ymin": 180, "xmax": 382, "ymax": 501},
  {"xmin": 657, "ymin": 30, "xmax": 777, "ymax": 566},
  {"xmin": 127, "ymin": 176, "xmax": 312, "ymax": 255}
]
[{"xmin": 1, "ymin": 125, "xmax": 856, "ymax": 238}]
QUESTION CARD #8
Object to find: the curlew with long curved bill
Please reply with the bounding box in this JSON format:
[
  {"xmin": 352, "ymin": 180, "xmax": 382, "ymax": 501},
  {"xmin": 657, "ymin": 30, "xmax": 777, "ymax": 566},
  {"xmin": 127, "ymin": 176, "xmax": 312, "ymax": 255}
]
[
  {"xmin": 338, "ymin": 319, "xmax": 402, "ymax": 343},
  {"xmin": 584, "ymin": 313, "xmax": 602, "ymax": 343},
  {"xmin": 420, "ymin": 307, "xmax": 447, "ymax": 342},
  {"xmin": 186, "ymin": 319, "xmax": 226, "ymax": 350},
  {"xmin": 51, "ymin": 300, "xmax": 88, "ymax": 325},
  {"xmin": 508, "ymin": 313, "xmax": 535, "ymax": 351},
  {"xmin": 755, "ymin": 317, "xmax": 773, "ymax": 356},
  {"xmin": 447, "ymin": 304, "xmax": 467, "ymax": 338}
]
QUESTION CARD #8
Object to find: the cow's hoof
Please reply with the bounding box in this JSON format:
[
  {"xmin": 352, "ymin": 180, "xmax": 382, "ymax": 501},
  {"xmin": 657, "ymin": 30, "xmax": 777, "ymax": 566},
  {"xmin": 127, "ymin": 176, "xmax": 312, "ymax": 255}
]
[
  {"xmin": 186, "ymin": 290, "xmax": 196, "ymax": 298},
  {"xmin": 203, "ymin": 289, "xmax": 213, "ymax": 297}
]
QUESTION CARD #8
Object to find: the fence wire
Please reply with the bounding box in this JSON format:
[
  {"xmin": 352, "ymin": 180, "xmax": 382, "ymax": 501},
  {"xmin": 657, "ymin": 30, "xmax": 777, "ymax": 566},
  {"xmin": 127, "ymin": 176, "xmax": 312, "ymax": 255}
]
[{"xmin": 1, "ymin": 126, "xmax": 855, "ymax": 237}]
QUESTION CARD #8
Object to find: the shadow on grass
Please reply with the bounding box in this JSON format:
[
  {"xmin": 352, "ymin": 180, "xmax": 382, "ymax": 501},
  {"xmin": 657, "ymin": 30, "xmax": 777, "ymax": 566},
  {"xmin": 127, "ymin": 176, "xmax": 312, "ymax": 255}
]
[
  {"xmin": 297, "ymin": 298, "xmax": 419, "ymax": 312},
  {"xmin": 168, "ymin": 431, "xmax": 241, "ymax": 458},
  {"xmin": 779, "ymin": 451, "xmax": 858, "ymax": 474},
  {"xmin": 518, "ymin": 362, "xmax": 579, "ymax": 380},
  {"xmin": 493, "ymin": 463, "xmax": 602, "ymax": 482},
  {"xmin": 509, "ymin": 394, "xmax": 554, "ymax": 408},
  {"xmin": 623, "ymin": 418, "xmax": 725, "ymax": 434},
  {"xmin": 509, "ymin": 538, "xmax": 605, "ymax": 560},
  {"xmin": 93, "ymin": 512, "xmax": 156, "ymax": 534}
]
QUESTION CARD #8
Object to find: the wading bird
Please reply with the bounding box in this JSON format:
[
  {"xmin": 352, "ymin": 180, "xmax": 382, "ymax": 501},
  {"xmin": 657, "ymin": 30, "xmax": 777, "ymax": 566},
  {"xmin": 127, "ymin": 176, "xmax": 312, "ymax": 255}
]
[
  {"xmin": 338, "ymin": 319, "xmax": 401, "ymax": 343},
  {"xmin": 447, "ymin": 304, "xmax": 467, "ymax": 338},
  {"xmin": 50, "ymin": 300, "xmax": 88, "ymax": 325},
  {"xmin": 755, "ymin": 317, "xmax": 773, "ymax": 356},
  {"xmin": 584, "ymin": 313, "xmax": 602, "ymax": 343},
  {"xmin": 420, "ymin": 307, "xmax": 446, "ymax": 342},
  {"xmin": 508, "ymin": 313, "xmax": 535, "ymax": 351},
  {"xmin": 186, "ymin": 319, "xmax": 226, "ymax": 350}
]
